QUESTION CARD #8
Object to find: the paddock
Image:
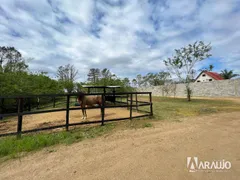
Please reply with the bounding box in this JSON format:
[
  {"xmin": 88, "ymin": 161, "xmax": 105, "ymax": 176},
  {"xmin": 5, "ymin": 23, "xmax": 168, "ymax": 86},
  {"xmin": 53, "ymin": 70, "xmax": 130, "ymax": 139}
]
[
  {"xmin": 0, "ymin": 108, "xmax": 142, "ymax": 135},
  {"xmin": 0, "ymin": 92, "xmax": 153, "ymax": 137}
]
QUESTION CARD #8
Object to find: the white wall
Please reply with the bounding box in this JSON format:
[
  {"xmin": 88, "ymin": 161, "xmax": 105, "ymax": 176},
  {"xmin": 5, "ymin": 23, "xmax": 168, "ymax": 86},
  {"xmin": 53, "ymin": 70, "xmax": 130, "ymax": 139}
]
[{"xmin": 137, "ymin": 79, "xmax": 240, "ymax": 97}]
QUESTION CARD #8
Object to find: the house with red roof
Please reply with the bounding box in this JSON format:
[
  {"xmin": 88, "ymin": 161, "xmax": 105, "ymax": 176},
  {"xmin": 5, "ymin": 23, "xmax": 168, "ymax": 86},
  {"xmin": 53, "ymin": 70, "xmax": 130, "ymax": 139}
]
[{"xmin": 195, "ymin": 71, "xmax": 224, "ymax": 82}]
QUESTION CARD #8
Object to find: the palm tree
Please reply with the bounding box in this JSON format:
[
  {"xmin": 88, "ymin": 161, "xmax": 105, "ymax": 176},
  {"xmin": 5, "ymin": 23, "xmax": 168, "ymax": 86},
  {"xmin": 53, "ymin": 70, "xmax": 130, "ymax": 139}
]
[
  {"xmin": 209, "ymin": 64, "xmax": 214, "ymax": 71},
  {"xmin": 220, "ymin": 69, "xmax": 239, "ymax": 79},
  {"xmin": 199, "ymin": 64, "xmax": 214, "ymax": 72}
]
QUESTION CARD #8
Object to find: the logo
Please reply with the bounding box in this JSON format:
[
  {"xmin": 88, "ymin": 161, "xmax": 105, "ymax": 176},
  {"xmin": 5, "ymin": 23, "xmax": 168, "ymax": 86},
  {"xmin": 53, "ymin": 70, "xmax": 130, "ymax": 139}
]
[{"xmin": 187, "ymin": 157, "xmax": 231, "ymax": 172}]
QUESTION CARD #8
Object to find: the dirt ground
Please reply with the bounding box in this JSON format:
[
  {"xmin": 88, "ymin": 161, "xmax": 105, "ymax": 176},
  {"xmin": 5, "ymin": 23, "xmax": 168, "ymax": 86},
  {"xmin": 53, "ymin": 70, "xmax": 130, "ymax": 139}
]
[
  {"xmin": 0, "ymin": 109, "xmax": 240, "ymax": 180},
  {"xmin": 0, "ymin": 108, "xmax": 141, "ymax": 134}
]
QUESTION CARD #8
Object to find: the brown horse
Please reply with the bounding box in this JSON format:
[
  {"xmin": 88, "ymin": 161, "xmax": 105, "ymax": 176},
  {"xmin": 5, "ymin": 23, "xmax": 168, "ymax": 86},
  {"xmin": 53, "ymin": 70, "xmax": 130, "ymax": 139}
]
[{"xmin": 77, "ymin": 92, "xmax": 102, "ymax": 120}]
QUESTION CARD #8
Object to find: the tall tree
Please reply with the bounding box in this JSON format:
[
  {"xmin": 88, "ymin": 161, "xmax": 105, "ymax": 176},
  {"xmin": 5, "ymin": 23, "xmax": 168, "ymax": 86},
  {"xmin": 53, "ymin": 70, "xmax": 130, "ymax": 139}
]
[
  {"xmin": 132, "ymin": 78, "xmax": 137, "ymax": 87},
  {"xmin": 122, "ymin": 77, "xmax": 130, "ymax": 87},
  {"xmin": 220, "ymin": 69, "xmax": 239, "ymax": 79},
  {"xmin": 164, "ymin": 41, "xmax": 212, "ymax": 101},
  {"xmin": 137, "ymin": 71, "xmax": 171, "ymax": 86},
  {"xmin": 209, "ymin": 64, "xmax": 214, "ymax": 71},
  {"xmin": 136, "ymin": 74, "xmax": 143, "ymax": 87},
  {"xmin": 99, "ymin": 68, "xmax": 115, "ymax": 85},
  {"xmin": 87, "ymin": 68, "xmax": 100, "ymax": 83},
  {"xmin": 0, "ymin": 46, "xmax": 28, "ymax": 72},
  {"xmin": 0, "ymin": 46, "xmax": 8, "ymax": 71},
  {"xmin": 74, "ymin": 82, "xmax": 83, "ymax": 92},
  {"xmin": 199, "ymin": 64, "xmax": 214, "ymax": 72},
  {"xmin": 57, "ymin": 64, "xmax": 78, "ymax": 93},
  {"xmin": 100, "ymin": 68, "xmax": 112, "ymax": 79}
]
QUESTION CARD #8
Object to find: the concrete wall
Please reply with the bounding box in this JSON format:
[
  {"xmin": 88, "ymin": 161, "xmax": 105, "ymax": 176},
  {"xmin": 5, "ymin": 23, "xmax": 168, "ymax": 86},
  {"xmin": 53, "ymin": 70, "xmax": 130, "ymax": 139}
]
[{"xmin": 137, "ymin": 79, "xmax": 240, "ymax": 97}]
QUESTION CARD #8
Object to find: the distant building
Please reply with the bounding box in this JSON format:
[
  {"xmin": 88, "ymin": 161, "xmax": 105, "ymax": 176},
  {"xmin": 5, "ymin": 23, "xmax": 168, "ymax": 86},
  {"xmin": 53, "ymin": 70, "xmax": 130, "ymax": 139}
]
[{"xmin": 195, "ymin": 71, "xmax": 224, "ymax": 82}]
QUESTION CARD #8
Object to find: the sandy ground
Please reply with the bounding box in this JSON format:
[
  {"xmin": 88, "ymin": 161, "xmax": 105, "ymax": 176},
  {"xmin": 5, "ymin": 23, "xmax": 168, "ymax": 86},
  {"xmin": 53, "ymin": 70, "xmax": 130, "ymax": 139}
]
[
  {"xmin": 0, "ymin": 108, "xmax": 141, "ymax": 134},
  {"xmin": 0, "ymin": 110, "xmax": 239, "ymax": 180}
]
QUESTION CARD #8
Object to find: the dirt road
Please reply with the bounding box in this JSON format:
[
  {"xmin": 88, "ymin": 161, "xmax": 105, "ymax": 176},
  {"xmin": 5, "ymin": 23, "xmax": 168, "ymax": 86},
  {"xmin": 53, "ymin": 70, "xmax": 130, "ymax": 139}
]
[{"xmin": 0, "ymin": 112, "xmax": 240, "ymax": 180}]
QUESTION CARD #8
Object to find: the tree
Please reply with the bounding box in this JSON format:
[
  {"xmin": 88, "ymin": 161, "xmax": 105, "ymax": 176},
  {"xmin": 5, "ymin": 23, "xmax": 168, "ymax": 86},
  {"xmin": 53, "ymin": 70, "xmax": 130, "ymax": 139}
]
[
  {"xmin": 152, "ymin": 71, "xmax": 171, "ymax": 86},
  {"xmin": 136, "ymin": 74, "xmax": 143, "ymax": 87},
  {"xmin": 220, "ymin": 69, "xmax": 239, "ymax": 79},
  {"xmin": 0, "ymin": 72, "xmax": 62, "ymax": 95},
  {"xmin": 100, "ymin": 68, "xmax": 112, "ymax": 79},
  {"xmin": 132, "ymin": 78, "xmax": 137, "ymax": 87},
  {"xmin": 136, "ymin": 71, "xmax": 171, "ymax": 87},
  {"xmin": 0, "ymin": 46, "xmax": 8, "ymax": 71},
  {"xmin": 74, "ymin": 82, "xmax": 83, "ymax": 92},
  {"xmin": 56, "ymin": 64, "xmax": 78, "ymax": 93},
  {"xmin": 122, "ymin": 77, "xmax": 130, "ymax": 87},
  {"xmin": 0, "ymin": 46, "xmax": 28, "ymax": 73},
  {"xmin": 99, "ymin": 68, "xmax": 116, "ymax": 85},
  {"xmin": 164, "ymin": 41, "xmax": 212, "ymax": 101},
  {"xmin": 85, "ymin": 68, "xmax": 134, "ymax": 92},
  {"xmin": 87, "ymin": 68, "xmax": 100, "ymax": 83},
  {"xmin": 209, "ymin": 64, "xmax": 214, "ymax": 71},
  {"xmin": 199, "ymin": 64, "xmax": 214, "ymax": 72}
]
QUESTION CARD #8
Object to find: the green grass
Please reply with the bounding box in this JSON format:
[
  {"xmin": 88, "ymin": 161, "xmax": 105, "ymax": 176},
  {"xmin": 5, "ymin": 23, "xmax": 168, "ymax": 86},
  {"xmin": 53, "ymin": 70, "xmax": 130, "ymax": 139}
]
[
  {"xmin": 138, "ymin": 96, "xmax": 240, "ymax": 121},
  {"xmin": 0, "ymin": 123, "xmax": 115, "ymax": 162}
]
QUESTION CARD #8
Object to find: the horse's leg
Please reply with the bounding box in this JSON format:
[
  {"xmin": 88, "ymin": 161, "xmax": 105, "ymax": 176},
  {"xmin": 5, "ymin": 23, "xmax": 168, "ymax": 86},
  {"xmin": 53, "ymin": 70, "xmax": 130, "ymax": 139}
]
[
  {"xmin": 84, "ymin": 108, "xmax": 87, "ymax": 119},
  {"xmin": 82, "ymin": 109, "xmax": 85, "ymax": 119},
  {"xmin": 82, "ymin": 104, "xmax": 87, "ymax": 120},
  {"xmin": 81, "ymin": 103, "xmax": 85, "ymax": 120}
]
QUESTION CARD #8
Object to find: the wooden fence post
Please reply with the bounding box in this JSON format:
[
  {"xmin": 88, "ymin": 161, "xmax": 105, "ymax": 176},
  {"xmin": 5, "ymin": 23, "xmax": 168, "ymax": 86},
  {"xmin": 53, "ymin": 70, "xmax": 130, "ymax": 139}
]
[
  {"xmin": 130, "ymin": 94, "xmax": 133, "ymax": 120},
  {"xmin": 37, "ymin": 97, "xmax": 40, "ymax": 109},
  {"xmin": 28, "ymin": 98, "xmax": 31, "ymax": 111},
  {"xmin": 149, "ymin": 92, "xmax": 153, "ymax": 116},
  {"xmin": 113, "ymin": 88, "xmax": 116, "ymax": 105},
  {"xmin": 17, "ymin": 98, "xmax": 24, "ymax": 138},
  {"xmin": 127, "ymin": 94, "xmax": 129, "ymax": 110},
  {"xmin": 0, "ymin": 98, "xmax": 3, "ymax": 120},
  {"xmin": 101, "ymin": 94, "xmax": 105, "ymax": 126},
  {"xmin": 53, "ymin": 97, "xmax": 56, "ymax": 108},
  {"xmin": 135, "ymin": 94, "xmax": 138, "ymax": 112},
  {"xmin": 66, "ymin": 95, "xmax": 70, "ymax": 131}
]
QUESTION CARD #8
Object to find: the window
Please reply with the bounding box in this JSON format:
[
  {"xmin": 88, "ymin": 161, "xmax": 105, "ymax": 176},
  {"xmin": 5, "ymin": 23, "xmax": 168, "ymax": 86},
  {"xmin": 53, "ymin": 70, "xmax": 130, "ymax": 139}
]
[
  {"xmin": 202, "ymin": 74, "xmax": 206, "ymax": 77},
  {"xmin": 209, "ymin": 79, "xmax": 212, "ymax": 81}
]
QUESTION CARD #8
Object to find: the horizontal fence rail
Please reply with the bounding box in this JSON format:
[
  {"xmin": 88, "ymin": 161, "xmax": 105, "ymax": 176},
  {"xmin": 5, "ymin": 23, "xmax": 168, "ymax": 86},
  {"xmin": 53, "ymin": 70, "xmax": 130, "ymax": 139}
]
[
  {"xmin": 0, "ymin": 92, "xmax": 153, "ymax": 137},
  {"xmin": 0, "ymin": 92, "xmax": 151, "ymax": 99}
]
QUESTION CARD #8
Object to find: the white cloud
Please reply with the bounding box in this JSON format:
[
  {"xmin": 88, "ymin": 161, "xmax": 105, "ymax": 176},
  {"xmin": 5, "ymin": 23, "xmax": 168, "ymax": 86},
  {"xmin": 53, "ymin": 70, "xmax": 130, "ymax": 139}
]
[{"xmin": 0, "ymin": 0, "xmax": 240, "ymax": 81}]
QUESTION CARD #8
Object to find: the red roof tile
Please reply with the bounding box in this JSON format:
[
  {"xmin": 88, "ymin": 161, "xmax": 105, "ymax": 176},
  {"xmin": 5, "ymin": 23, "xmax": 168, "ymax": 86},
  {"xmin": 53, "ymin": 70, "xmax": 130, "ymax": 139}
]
[{"xmin": 204, "ymin": 71, "xmax": 224, "ymax": 80}]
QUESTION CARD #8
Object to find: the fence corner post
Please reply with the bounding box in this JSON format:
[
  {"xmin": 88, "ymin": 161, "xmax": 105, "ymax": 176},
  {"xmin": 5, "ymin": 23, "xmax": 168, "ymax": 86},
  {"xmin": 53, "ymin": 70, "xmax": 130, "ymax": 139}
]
[
  {"xmin": 149, "ymin": 92, "xmax": 153, "ymax": 116},
  {"xmin": 66, "ymin": 95, "xmax": 70, "ymax": 131},
  {"xmin": 135, "ymin": 94, "xmax": 138, "ymax": 112},
  {"xmin": 17, "ymin": 98, "xmax": 24, "ymax": 138},
  {"xmin": 127, "ymin": 94, "xmax": 129, "ymax": 110},
  {"xmin": 53, "ymin": 97, "xmax": 56, "ymax": 108},
  {"xmin": 0, "ymin": 98, "xmax": 3, "ymax": 120},
  {"xmin": 101, "ymin": 94, "xmax": 105, "ymax": 126},
  {"xmin": 130, "ymin": 93, "xmax": 133, "ymax": 120}
]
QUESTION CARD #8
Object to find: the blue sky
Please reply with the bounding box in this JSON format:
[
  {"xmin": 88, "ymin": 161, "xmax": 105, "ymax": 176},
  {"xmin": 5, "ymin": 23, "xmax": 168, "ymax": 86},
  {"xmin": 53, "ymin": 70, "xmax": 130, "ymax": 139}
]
[{"xmin": 0, "ymin": 0, "xmax": 240, "ymax": 81}]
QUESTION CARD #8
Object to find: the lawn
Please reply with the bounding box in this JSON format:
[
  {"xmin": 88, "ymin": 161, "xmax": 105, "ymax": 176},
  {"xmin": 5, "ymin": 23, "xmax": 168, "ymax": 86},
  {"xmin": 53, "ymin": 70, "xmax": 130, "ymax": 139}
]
[
  {"xmin": 139, "ymin": 96, "xmax": 240, "ymax": 121},
  {"xmin": 1, "ymin": 96, "xmax": 240, "ymax": 161},
  {"xmin": 0, "ymin": 124, "xmax": 115, "ymax": 162}
]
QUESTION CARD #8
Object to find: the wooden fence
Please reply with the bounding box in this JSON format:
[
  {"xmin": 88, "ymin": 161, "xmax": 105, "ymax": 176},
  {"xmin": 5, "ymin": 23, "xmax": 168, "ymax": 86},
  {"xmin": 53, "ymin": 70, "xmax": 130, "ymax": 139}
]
[{"xmin": 0, "ymin": 92, "xmax": 153, "ymax": 137}]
